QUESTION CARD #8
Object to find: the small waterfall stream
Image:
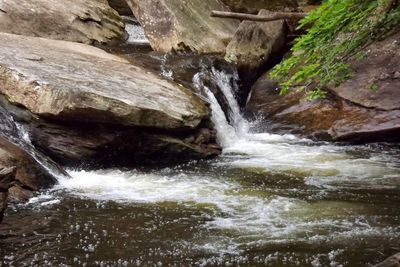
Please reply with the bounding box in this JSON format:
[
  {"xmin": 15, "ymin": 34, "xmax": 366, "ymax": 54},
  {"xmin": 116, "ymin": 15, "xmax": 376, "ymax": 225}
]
[
  {"xmin": 0, "ymin": 103, "xmax": 67, "ymax": 181},
  {"xmin": 193, "ymin": 67, "xmax": 250, "ymax": 148},
  {"xmin": 122, "ymin": 16, "xmax": 150, "ymax": 45},
  {"xmin": 1, "ymin": 57, "xmax": 400, "ymax": 266}
]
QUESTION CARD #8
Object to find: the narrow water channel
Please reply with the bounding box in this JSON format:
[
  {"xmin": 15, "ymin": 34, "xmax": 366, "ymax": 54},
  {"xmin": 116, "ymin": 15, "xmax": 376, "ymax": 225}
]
[{"xmin": 1, "ymin": 41, "xmax": 400, "ymax": 267}]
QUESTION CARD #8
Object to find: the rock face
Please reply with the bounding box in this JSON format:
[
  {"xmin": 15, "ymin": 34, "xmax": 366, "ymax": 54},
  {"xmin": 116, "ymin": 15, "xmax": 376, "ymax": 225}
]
[
  {"xmin": 225, "ymin": 9, "xmax": 286, "ymax": 84},
  {"xmin": 0, "ymin": 33, "xmax": 221, "ymax": 167},
  {"xmin": 245, "ymin": 31, "xmax": 400, "ymax": 142},
  {"xmin": 0, "ymin": 137, "xmax": 58, "ymax": 202},
  {"xmin": 0, "ymin": 167, "xmax": 15, "ymax": 223},
  {"xmin": 246, "ymin": 77, "xmax": 400, "ymax": 142},
  {"xmin": 0, "ymin": 99, "xmax": 67, "ymax": 204},
  {"xmin": 221, "ymin": 0, "xmax": 299, "ymax": 13},
  {"xmin": 330, "ymin": 32, "xmax": 400, "ymax": 112},
  {"xmin": 373, "ymin": 253, "xmax": 400, "ymax": 267},
  {"xmin": 0, "ymin": 0, "xmax": 125, "ymax": 44},
  {"xmin": 125, "ymin": 0, "xmax": 239, "ymax": 53},
  {"xmin": 0, "ymin": 33, "xmax": 206, "ymax": 129},
  {"xmin": 27, "ymin": 119, "xmax": 220, "ymax": 167}
]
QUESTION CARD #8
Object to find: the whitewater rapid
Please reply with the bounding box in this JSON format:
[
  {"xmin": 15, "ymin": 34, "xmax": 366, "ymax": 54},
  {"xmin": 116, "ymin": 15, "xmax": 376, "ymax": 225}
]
[{"xmin": 42, "ymin": 68, "xmax": 400, "ymax": 259}]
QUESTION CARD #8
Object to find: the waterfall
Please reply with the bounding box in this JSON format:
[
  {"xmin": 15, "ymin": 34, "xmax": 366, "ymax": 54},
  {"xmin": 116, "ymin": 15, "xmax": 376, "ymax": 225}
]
[
  {"xmin": 0, "ymin": 103, "xmax": 67, "ymax": 180},
  {"xmin": 15, "ymin": 123, "xmax": 68, "ymax": 180},
  {"xmin": 193, "ymin": 66, "xmax": 251, "ymax": 148},
  {"xmin": 210, "ymin": 67, "xmax": 250, "ymax": 138},
  {"xmin": 122, "ymin": 16, "xmax": 149, "ymax": 45}
]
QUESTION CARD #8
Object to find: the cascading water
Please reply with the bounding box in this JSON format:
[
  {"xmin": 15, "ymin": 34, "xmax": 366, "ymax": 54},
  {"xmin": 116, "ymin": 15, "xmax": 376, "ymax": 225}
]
[
  {"xmin": 193, "ymin": 67, "xmax": 251, "ymax": 148},
  {"xmin": 0, "ymin": 103, "xmax": 67, "ymax": 180},
  {"xmin": 1, "ymin": 59, "xmax": 400, "ymax": 266},
  {"xmin": 122, "ymin": 16, "xmax": 150, "ymax": 45}
]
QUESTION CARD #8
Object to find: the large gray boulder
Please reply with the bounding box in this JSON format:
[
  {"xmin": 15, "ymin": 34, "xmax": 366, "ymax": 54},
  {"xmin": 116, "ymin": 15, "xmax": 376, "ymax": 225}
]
[
  {"xmin": 125, "ymin": 0, "xmax": 239, "ymax": 53},
  {"xmin": 225, "ymin": 9, "xmax": 287, "ymax": 83},
  {"xmin": 0, "ymin": 0, "xmax": 124, "ymax": 44},
  {"xmin": 0, "ymin": 33, "xmax": 207, "ymax": 130},
  {"xmin": 0, "ymin": 33, "xmax": 221, "ymax": 167}
]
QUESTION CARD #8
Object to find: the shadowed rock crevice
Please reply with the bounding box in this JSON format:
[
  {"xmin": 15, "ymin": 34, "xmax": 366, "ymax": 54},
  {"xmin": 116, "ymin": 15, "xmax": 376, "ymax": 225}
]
[{"xmin": 25, "ymin": 116, "xmax": 220, "ymax": 168}]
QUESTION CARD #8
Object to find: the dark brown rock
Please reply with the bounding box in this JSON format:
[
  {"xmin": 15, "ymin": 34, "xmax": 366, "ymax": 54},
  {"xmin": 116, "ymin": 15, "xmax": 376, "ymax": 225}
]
[
  {"xmin": 373, "ymin": 253, "xmax": 400, "ymax": 267},
  {"xmin": 245, "ymin": 76, "xmax": 400, "ymax": 142},
  {"xmin": 108, "ymin": 0, "xmax": 133, "ymax": 16},
  {"xmin": 27, "ymin": 119, "xmax": 221, "ymax": 168},
  {"xmin": 245, "ymin": 78, "xmax": 338, "ymax": 137},
  {"xmin": 0, "ymin": 137, "xmax": 58, "ymax": 202},
  {"xmin": 331, "ymin": 31, "xmax": 400, "ymax": 111},
  {"xmin": 246, "ymin": 31, "xmax": 400, "ymax": 142},
  {"xmin": 0, "ymin": 167, "xmax": 15, "ymax": 223},
  {"xmin": 0, "ymin": 0, "xmax": 124, "ymax": 44}
]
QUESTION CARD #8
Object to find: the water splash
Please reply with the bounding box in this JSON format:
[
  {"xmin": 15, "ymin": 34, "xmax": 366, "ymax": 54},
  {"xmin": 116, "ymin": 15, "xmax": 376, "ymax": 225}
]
[
  {"xmin": 0, "ymin": 103, "xmax": 67, "ymax": 180},
  {"xmin": 210, "ymin": 67, "xmax": 250, "ymax": 139},
  {"xmin": 123, "ymin": 16, "xmax": 150, "ymax": 45}
]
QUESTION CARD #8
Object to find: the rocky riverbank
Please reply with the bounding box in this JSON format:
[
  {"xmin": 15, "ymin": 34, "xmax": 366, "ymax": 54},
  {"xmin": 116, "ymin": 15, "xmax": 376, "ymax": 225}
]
[
  {"xmin": 246, "ymin": 25, "xmax": 400, "ymax": 143},
  {"xmin": 0, "ymin": 0, "xmax": 397, "ymax": 206},
  {"xmin": 0, "ymin": 0, "xmax": 399, "ymax": 265}
]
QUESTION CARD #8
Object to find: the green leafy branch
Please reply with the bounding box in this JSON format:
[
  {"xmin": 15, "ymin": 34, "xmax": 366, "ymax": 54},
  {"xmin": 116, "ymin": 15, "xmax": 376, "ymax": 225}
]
[{"xmin": 270, "ymin": 0, "xmax": 400, "ymax": 100}]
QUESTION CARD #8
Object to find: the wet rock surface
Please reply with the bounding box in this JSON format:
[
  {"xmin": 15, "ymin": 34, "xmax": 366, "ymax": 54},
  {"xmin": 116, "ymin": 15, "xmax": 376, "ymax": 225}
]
[
  {"xmin": 0, "ymin": 33, "xmax": 221, "ymax": 167},
  {"xmin": 125, "ymin": 0, "xmax": 239, "ymax": 53},
  {"xmin": 0, "ymin": 137, "xmax": 58, "ymax": 203},
  {"xmin": 246, "ymin": 76, "xmax": 400, "ymax": 142},
  {"xmin": 0, "ymin": 167, "xmax": 15, "ymax": 223},
  {"xmin": 0, "ymin": 101, "xmax": 65, "ymax": 201},
  {"xmin": 246, "ymin": 31, "xmax": 400, "ymax": 143},
  {"xmin": 0, "ymin": 0, "xmax": 124, "ymax": 44},
  {"xmin": 27, "ymin": 119, "xmax": 221, "ymax": 168}
]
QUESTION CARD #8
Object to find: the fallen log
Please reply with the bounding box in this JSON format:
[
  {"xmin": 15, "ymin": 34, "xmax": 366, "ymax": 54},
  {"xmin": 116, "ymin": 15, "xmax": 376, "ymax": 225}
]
[{"xmin": 211, "ymin": 10, "xmax": 307, "ymax": 22}]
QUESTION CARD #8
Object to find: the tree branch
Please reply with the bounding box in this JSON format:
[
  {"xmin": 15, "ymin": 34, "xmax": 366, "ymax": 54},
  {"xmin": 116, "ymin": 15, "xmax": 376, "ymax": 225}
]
[{"xmin": 211, "ymin": 10, "xmax": 307, "ymax": 22}]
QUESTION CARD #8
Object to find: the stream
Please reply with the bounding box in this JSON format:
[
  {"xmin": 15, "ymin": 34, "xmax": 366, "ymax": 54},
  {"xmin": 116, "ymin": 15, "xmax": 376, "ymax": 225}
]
[{"xmin": 1, "ymin": 24, "xmax": 400, "ymax": 267}]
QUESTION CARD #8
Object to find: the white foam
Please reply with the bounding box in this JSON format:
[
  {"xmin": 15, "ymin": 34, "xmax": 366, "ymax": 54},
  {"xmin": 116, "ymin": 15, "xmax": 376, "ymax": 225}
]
[
  {"xmin": 123, "ymin": 17, "xmax": 149, "ymax": 45},
  {"xmin": 59, "ymin": 170, "xmax": 236, "ymax": 209},
  {"xmin": 51, "ymin": 168, "xmax": 400, "ymax": 252}
]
